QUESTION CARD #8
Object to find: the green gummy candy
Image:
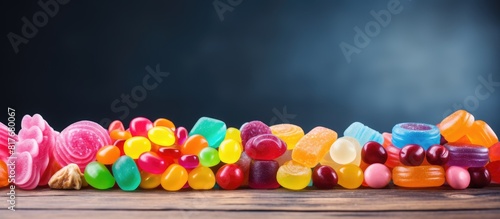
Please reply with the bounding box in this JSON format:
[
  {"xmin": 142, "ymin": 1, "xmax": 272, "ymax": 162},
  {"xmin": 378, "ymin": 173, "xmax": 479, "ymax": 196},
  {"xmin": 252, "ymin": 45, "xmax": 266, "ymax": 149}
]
[
  {"xmin": 84, "ymin": 161, "xmax": 115, "ymax": 190},
  {"xmin": 189, "ymin": 117, "xmax": 227, "ymax": 148},
  {"xmin": 112, "ymin": 155, "xmax": 141, "ymax": 191}
]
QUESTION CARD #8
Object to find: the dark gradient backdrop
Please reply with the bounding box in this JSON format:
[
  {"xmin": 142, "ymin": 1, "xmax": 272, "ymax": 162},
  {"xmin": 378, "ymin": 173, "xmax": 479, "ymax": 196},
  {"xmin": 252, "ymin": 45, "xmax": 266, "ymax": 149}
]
[{"xmin": 4, "ymin": 0, "xmax": 500, "ymax": 135}]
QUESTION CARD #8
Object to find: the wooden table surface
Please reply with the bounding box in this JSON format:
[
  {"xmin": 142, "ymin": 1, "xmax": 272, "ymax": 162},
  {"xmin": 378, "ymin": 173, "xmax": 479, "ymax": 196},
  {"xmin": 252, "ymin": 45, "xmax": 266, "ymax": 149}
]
[{"xmin": 2, "ymin": 185, "xmax": 500, "ymax": 219}]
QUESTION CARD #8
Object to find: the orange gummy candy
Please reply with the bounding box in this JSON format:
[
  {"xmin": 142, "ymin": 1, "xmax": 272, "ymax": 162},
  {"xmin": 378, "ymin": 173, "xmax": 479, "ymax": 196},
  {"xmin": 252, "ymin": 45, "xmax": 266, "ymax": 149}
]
[
  {"xmin": 154, "ymin": 118, "xmax": 176, "ymax": 131},
  {"xmin": 1, "ymin": 160, "xmax": 9, "ymax": 188},
  {"xmin": 392, "ymin": 165, "xmax": 445, "ymax": 188},
  {"xmin": 466, "ymin": 120, "xmax": 498, "ymax": 148},
  {"xmin": 439, "ymin": 110, "xmax": 474, "ymax": 143},
  {"xmin": 292, "ymin": 126, "xmax": 337, "ymax": 168}
]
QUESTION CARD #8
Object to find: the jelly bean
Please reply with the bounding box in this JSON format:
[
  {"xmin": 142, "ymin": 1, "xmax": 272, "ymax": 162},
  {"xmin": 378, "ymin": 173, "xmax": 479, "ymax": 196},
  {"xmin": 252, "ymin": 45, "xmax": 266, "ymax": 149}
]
[
  {"xmin": 330, "ymin": 137, "xmax": 361, "ymax": 165},
  {"xmin": 275, "ymin": 149, "xmax": 292, "ymax": 166},
  {"xmin": 199, "ymin": 147, "xmax": 221, "ymax": 167},
  {"xmin": 224, "ymin": 127, "xmax": 242, "ymax": 144},
  {"xmin": 219, "ymin": 139, "xmax": 242, "ymax": 164},
  {"xmin": 270, "ymin": 124, "xmax": 305, "ymax": 150},
  {"xmin": 216, "ymin": 164, "xmax": 244, "ymax": 190},
  {"xmin": 137, "ymin": 152, "xmax": 168, "ymax": 174},
  {"xmin": 84, "ymin": 161, "xmax": 115, "ymax": 190},
  {"xmin": 123, "ymin": 136, "xmax": 151, "ymax": 159},
  {"xmin": 439, "ymin": 110, "xmax": 474, "ymax": 142},
  {"xmin": 96, "ymin": 145, "xmax": 121, "ymax": 165},
  {"xmin": 446, "ymin": 166, "xmax": 470, "ymax": 190},
  {"xmin": 490, "ymin": 142, "xmax": 500, "ymax": 161},
  {"xmin": 392, "ymin": 123, "xmax": 441, "ymax": 150},
  {"xmin": 129, "ymin": 117, "xmax": 153, "ymax": 137},
  {"xmin": 110, "ymin": 129, "xmax": 132, "ymax": 141},
  {"xmin": 147, "ymin": 126, "xmax": 175, "ymax": 146},
  {"xmin": 112, "ymin": 156, "xmax": 141, "ymax": 191},
  {"xmin": 312, "ymin": 165, "xmax": 338, "ymax": 189},
  {"xmin": 153, "ymin": 118, "xmax": 175, "ymax": 131},
  {"xmin": 157, "ymin": 147, "xmax": 181, "ymax": 160},
  {"xmin": 362, "ymin": 141, "xmax": 387, "ymax": 164},
  {"xmin": 276, "ymin": 160, "xmax": 311, "ymax": 190},
  {"xmin": 179, "ymin": 155, "xmax": 199, "ymax": 169},
  {"xmin": 445, "ymin": 143, "xmax": 489, "ymax": 167},
  {"xmin": 181, "ymin": 135, "xmax": 209, "ymax": 155},
  {"xmin": 188, "ymin": 166, "xmax": 216, "ymax": 190},
  {"xmin": 161, "ymin": 164, "xmax": 188, "ymax": 191},
  {"xmin": 139, "ymin": 171, "xmax": 161, "ymax": 189},
  {"xmin": 382, "ymin": 132, "xmax": 392, "ymax": 148},
  {"xmin": 466, "ymin": 120, "xmax": 498, "ymax": 148},
  {"xmin": 235, "ymin": 152, "xmax": 251, "ymax": 186},
  {"xmin": 486, "ymin": 161, "xmax": 500, "ymax": 183},
  {"xmin": 248, "ymin": 160, "xmax": 280, "ymax": 189},
  {"xmin": 399, "ymin": 144, "xmax": 425, "ymax": 166},
  {"xmin": 426, "ymin": 145, "xmax": 449, "ymax": 165},
  {"xmin": 384, "ymin": 144, "xmax": 402, "ymax": 169},
  {"xmin": 0, "ymin": 160, "xmax": 8, "ymax": 188},
  {"xmin": 364, "ymin": 163, "xmax": 391, "ymax": 188},
  {"xmin": 175, "ymin": 126, "xmax": 188, "ymax": 145},
  {"xmin": 108, "ymin": 120, "xmax": 125, "ymax": 132},
  {"xmin": 392, "ymin": 165, "xmax": 445, "ymax": 188},
  {"xmin": 245, "ymin": 134, "xmax": 286, "ymax": 161},
  {"xmin": 189, "ymin": 117, "xmax": 227, "ymax": 148},
  {"xmin": 468, "ymin": 167, "xmax": 491, "ymax": 188},
  {"xmin": 344, "ymin": 122, "xmax": 383, "ymax": 145},
  {"xmin": 337, "ymin": 164, "xmax": 363, "ymax": 189},
  {"xmin": 292, "ymin": 127, "xmax": 338, "ymax": 168},
  {"xmin": 240, "ymin": 121, "xmax": 272, "ymax": 147},
  {"xmin": 113, "ymin": 140, "xmax": 126, "ymax": 156}
]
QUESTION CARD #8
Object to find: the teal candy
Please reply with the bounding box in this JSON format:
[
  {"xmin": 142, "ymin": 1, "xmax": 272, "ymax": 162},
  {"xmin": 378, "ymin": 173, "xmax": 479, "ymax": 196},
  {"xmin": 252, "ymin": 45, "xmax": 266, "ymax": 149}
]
[
  {"xmin": 84, "ymin": 161, "xmax": 115, "ymax": 190},
  {"xmin": 189, "ymin": 117, "xmax": 227, "ymax": 148},
  {"xmin": 112, "ymin": 156, "xmax": 141, "ymax": 191},
  {"xmin": 344, "ymin": 122, "xmax": 383, "ymax": 146},
  {"xmin": 199, "ymin": 147, "xmax": 221, "ymax": 167}
]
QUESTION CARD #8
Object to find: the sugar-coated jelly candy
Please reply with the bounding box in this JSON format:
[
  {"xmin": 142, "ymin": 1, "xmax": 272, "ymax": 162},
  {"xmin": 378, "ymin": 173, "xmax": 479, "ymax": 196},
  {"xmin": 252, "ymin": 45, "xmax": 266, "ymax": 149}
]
[
  {"xmin": 362, "ymin": 141, "xmax": 387, "ymax": 164},
  {"xmin": 199, "ymin": 147, "xmax": 220, "ymax": 167},
  {"xmin": 468, "ymin": 167, "xmax": 490, "ymax": 188},
  {"xmin": 129, "ymin": 117, "xmax": 153, "ymax": 137},
  {"xmin": 137, "ymin": 152, "xmax": 168, "ymax": 174},
  {"xmin": 445, "ymin": 143, "xmax": 489, "ymax": 167},
  {"xmin": 392, "ymin": 123, "xmax": 441, "ymax": 150},
  {"xmin": 490, "ymin": 142, "xmax": 500, "ymax": 161},
  {"xmin": 392, "ymin": 165, "xmax": 445, "ymax": 188},
  {"xmin": 270, "ymin": 124, "xmax": 305, "ymax": 150},
  {"xmin": 189, "ymin": 117, "xmax": 227, "ymax": 148},
  {"xmin": 216, "ymin": 164, "xmax": 244, "ymax": 190},
  {"xmin": 181, "ymin": 135, "xmax": 209, "ymax": 155},
  {"xmin": 139, "ymin": 171, "xmax": 161, "ymax": 189},
  {"xmin": 292, "ymin": 127, "xmax": 338, "ymax": 168},
  {"xmin": 426, "ymin": 145, "xmax": 449, "ymax": 165},
  {"xmin": 235, "ymin": 152, "xmax": 251, "ymax": 186},
  {"xmin": 337, "ymin": 164, "xmax": 363, "ymax": 189},
  {"xmin": 439, "ymin": 110, "xmax": 474, "ymax": 142},
  {"xmin": 312, "ymin": 165, "xmax": 338, "ymax": 189},
  {"xmin": 466, "ymin": 120, "xmax": 498, "ymax": 148},
  {"xmin": 161, "ymin": 164, "xmax": 188, "ymax": 191},
  {"xmin": 84, "ymin": 161, "xmax": 115, "ymax": 190},
  {"xmin": 96, "ymin": 145, "xmax": 121, "ymax": 165},
  {"xmin": 240, "ymin": 121, "xmax": 272, "ymax": 147},
  {"xmin": 399, "ymin": 144, "xmax": 425, "ymax": 166},
  {"xmin": 219, "ymin": 139, "xmax": 242, "ymax": 164},
  {"xmin": 175, "ymin": 126, "xmax": 188, "ymax": 145},
  {"xmin": 0, "ymin": 160, "xmax": 8, "ymax": 188},
  {"xmin": 329, "ymin": 137, "xmax": 361, "ymax": 165},
  {"xmin": 188, "ymin": 166, "xmax": 216, "ymax": 190},
  {"xmin": 364, "ymin": 163, "xmax": 391, "ymax": 188},
  {"xmin": 147, "ymin": 126, "xmax": 175, "ymax": 146},
  {"xmin": 123, "ymin": 136, "xmax": 151, "ymax": 159},
  {"xmin": 108, "ymin": 120, "xmax": 125, "ymax": 132},
  {"xmin": 153, "ymin": 118, "xmax": 175, "ymax": 131},
  {"xmin": 224, "ymin": 127, "xmax": 242, "ymax": 144},
  {"xmin": 276, "ymin": 160, "xmax": 312, "ymax": 190},
  {"xmin": 112, "ymin": 156, "xmax": 141, "ymax": 191},
  {"xmin": 446, "ymin": 166, "xmax": 470, "ymax": 190},
  {"xmin": 486, "ymin": 161, "xmax": 500, "ymax": 183},
  {"xmin": 344, "ymin": 122, "xmax": 383, "ymax": 146},
  {"xmin": 382, "ymin": 132, "xmax": 392, "ymax": 148},
  {"xmin": 179, "ymin": 155, "xmax": 199, "ymax": 169},
  {"xmin": 245, "ymin": 134, "xmax": 287, "ymax": 161},
  {"xmin": 157, "ymin": 147, "xmax": 181, "ymax": 160},
  {"xmin": 248, "ymin": 160, "xmax": 280, "ymax": 189}
]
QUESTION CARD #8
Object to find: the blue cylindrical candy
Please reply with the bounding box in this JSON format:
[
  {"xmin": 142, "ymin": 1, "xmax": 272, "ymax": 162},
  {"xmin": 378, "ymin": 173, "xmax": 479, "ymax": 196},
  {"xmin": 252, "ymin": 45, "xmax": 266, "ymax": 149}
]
[{"xmin": 392, "ymin": 123, "xmax": 440, "ymax": 150}]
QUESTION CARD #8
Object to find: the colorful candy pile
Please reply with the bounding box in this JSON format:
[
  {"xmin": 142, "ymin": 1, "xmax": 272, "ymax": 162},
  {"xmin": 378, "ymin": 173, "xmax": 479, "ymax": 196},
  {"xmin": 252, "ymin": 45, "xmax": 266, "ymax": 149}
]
[{"xmin": 0, "ymin": 110, "xmax": 499, "ymax": 191}]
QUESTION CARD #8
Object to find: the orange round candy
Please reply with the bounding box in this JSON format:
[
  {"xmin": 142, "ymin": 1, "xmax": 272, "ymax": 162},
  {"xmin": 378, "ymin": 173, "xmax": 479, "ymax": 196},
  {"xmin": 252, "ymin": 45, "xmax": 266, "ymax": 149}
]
[
  {"xmin": 96, "ymin": 145, "xmax": 121, "ymax": 165},
  {"xmin": 180, "ymin": 135, "xmax": 208, "ymax": 155},
  {"xmin": 154, "ymin": 118, "xmax": 175, "ymax": 131},
  {"xmin": 0, "ymin": 160, "xmax": 8, "ymax": 188},
  {"xmin": 466, "ymin": 120, "xmax": 498, "ymax": 148},
  {"xmin": 439, "ymin": 110, "xmax": 474, "ymax": 143}
]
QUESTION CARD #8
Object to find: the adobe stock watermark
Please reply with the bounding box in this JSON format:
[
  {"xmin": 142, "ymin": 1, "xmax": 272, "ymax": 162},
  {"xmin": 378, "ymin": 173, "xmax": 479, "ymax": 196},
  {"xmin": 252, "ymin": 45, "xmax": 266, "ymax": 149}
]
[
  {"xmin": 7, "ymin": 0, "xmax": 70, "ymax": 54},
  {"xmin": 99, "ymin": 64, "xmax": 170, "ymax": 128},
  {"xmin": 269, "ymin": 106, "xmax": 296, "ymax": 125},
  {"xmin": 213, "ymin": 0, "xmax": 243, "ymax": 21},
  {"xmin": 443, "ymin": 74, "xmax": 500, "ymax": 118},
  {"xmin": 339, "ymin": 0, "xmax": 410, "ymax": 63}
]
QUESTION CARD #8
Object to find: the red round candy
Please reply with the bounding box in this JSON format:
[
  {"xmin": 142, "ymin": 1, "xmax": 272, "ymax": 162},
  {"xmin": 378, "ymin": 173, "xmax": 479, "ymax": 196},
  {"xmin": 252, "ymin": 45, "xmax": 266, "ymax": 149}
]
[
  {"xmin": 129, "ymin": 117, "xmax": 153, "ymax": 137},
  {"xmin": 399, "ymin": 144, "xmax": 425, "ymax": 166},
  {"xmin": 244, "ymin": 134, "xmax": 287, "ymax": 160},
  {"xmin": 312, "ymin": 165, "xmax": 338, "ymax": 189},
  {"xmin": 426, "ymin": 144, "xmax": 449, "ymax": 165},
  {"xmin": 468, "ymin": 167, "xmax": 491, "ymax": 188},
  {"xmin": 362, "ymin": 141, "xmax": 387, "ymax": 164},
  {"xmin": 216, "ymin": 164, "xmax": 244, "ymax": 190}
]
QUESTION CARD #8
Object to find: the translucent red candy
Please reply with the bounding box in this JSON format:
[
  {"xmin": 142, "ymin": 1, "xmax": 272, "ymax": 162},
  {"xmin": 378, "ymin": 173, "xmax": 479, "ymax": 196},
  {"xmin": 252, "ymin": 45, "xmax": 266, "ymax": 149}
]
[
  {"xmin": 240, "ymin": 121, "xmax": 272, "ymax": 147},
  {"xmin": 248, "ymin": 160, "xmax": 280, "ymax": 189},
  {"xmin": 54, "ymin": 121, "xmax": 111, "ymax": 172},
  {"xmin": 216, "ymin": 164, "xmax": 244, "ymax": 190},
  {"xmin": 399, "ymin": 144, "xmax": 425, "ymax": 166},
  {"xmin": 312, "ymin": 165, "xmax": 338, "ymax": 189},
  {"xmin": 361, "ymin": 141, "xmax": 387, "ymax": 164},
  {"xmin": 129, "ymin": 117, "xmax": 153, "ymax": 137},
  {"xmin": 426, "ymin": 145, "xmax": 449, "ymax": 165},
  {"xmin": 486, "ymin": 161, "xmax": 500, "ymax": 183},
  {"xmin": 157, "ymin": 147, "xmax": 181, "ymax": 160},
  {"xmin": 138, "ymin": 152, "xmax": 169, "ymax": 174},
  {"xmin": 244, "ymin": 134, "xmax": 287, "ymax": 160},
  {"xmin": 384, "ymin": 145, "xmax": 402, "ymax": 169},
  {"xmin": 179, "ymin": 155, "xmax": 199, "ymax": 169}
]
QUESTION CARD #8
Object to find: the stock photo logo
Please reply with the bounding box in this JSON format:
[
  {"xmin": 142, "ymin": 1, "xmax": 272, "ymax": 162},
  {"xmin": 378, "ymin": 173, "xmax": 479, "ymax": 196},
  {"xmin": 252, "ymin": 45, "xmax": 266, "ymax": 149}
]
[
  {"xmin": 269, "ymin": 106, "xmax": 296, "ymax": 126},
  {"xmin": 213, "ymin": 0, "xmax": 243, "ymax": 21}
]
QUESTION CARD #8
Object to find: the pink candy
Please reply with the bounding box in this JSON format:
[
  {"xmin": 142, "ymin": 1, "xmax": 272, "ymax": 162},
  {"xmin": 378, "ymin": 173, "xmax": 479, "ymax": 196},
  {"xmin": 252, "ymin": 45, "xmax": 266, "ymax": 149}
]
[
  {"xmin": 446, "ymin": 166, "xmax": 470, "ymax": 190},
  {"xmin": 0, "ymin": 122, "xmax": 14, "ymax": 163},
  {"xmin": 364, "ymin": 163, "xmax": 391, "ymax": 188}
]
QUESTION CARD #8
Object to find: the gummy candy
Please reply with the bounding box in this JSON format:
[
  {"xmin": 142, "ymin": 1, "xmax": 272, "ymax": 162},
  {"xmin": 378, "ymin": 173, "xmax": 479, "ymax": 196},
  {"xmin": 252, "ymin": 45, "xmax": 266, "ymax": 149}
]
[
  {"xmin": 486, "ymin": 161, "xmax": 500, "ymax": 183},
  {"xmin": 235, "ymin": 152, "xmax": 251, "ymax": 186},
  {"xmin": 337, "ymin": 164, "xmax": 363, "ymax": 189},
  {"xmin": 224, "ymin": 127, "xmax": 242, "ymax": 144},
  {"xmin": 392, "ymin": 123, "xmax": 440, "ymax": 150},
  {"xmin": 189, "ymin": 117, "xmax": 227, "ymax": 148},
  {"xmin": 129, "ymin": 117, "xmax": 153, "ymax": 137},
  {"xmin": 248, "ymin": 160, "xmax": 280, "ymax": 189},
  {"xmin": 329, "ymin": 136, "xmax": 361, "ymax": 165},
  {"xmin": 153, "ymin": 118, "xmax": 175, "ymax": 131},
  {"xmin": 188, "ymin": 166, "xmax": 216, "ymax": 190},
  {"xmin": 312, "ymin": 165, "xmax": 338, "ymax": 189},
  {"xmin": 147, "ymin": 126, "xmax": 175, "ymax": 146},
  {"xmin": 344, "ymin": 122, "xmax": 383, "ymax": 146},
  {"xmin": 446, "ymin": 166, "xmax": 470, "ymax": 190},
  {"xmin": 181, "ymin": 135, "xmax": 209, "ymax": 156},
  {"xmin": 137, "ymin": 152, "xmax": 169, "ymax": 174},
  {"xmin": 392, "ymin": 165, "xmax": 445, "ymax": 188},
  {"xmin": 445, "ymin": 144, "xmax": 489, "ymax": 167},
  {"xmin": 426, "ymin": 145, "xmax": 449, "ymax": 165},
  {"xmin": 399, "ymin": 144, "xmax": 425, "ymax": 166},
  {"xmin": 361, "ymin": 141, "xmax": 387, "ymax": 164},
  {"xmin": 178, "ymin": 155, "xmax": 200, "ymax": 169},
  {"xmin": 112, "ymin": 155, "xmax": 141, "ymax": 191},
  {"xmin": 489, "ymin": 142, "xmax": 500, "ymax": 161},
  {"xmin": 276, "ymin": 160, "xmax": 311, "ymax": 190},
  {"xmin": 270, "ymin": 124, "xmax": 304, "ymax": 150},
  {"xmin": 439, "ymin": 110, "xmax": 474, "ymax": 143},
  {"xmin": 218, "ymin": 139, "xmax": 242, "ymax": 164},
  {"xmin": 466, "ymin": 120, "xmax": 498, "ymax": 147},
  {"xmin": 161, "ymin": 164, "xmax": 188, "ymax": 191},
  {"xmin": 364, "ymin": 163, "xmax": 391, "ymax": 188},
  {"xmin": 216, "ymin": 164, "xmax": 244, "ymax": 190},
  {"xmin": 0, "ymin": 160, "xmax": 8, "ymax": 188},
  {"xmin": 245, "ymin": 134, "xmax": 286, "ymax": 161},
  {"xmin": 175, "ymin": 126, "xmax": 188, "ymax": 145},
  {"xmin": 240, "ymin": 121, "xmax": 272, "ymax": 147},
  {"xmin": 382, "ymin": 132, "xmax": 392, "ymax": 148},
  {"xmin": 198, "ymin": 147, "xmax": 221, "ymax": 167},
  {"xmin": 84, "ymin": 161, "xmax": 115, "ymax": 190},
  {"xmin": 123, "ymin": 136, "xmax": 151, "ymax": 159},
  {"xmin": 292, "ymin": 126, "xmax": 337, "ymax": 168},
  {"xmin": 96, "ymin": 145, "xmax": 121, "ymax": 165},
  {"xmin": 139, "ymin": 171, "xmax": 161, "ymax": 189}
]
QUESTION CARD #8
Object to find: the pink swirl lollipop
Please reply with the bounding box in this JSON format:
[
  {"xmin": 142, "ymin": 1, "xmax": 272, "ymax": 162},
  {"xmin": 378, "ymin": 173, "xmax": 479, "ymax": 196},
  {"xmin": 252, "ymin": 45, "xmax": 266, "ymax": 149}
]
[{"xmin": 54, "ymin": 121, "xmax": 111, "ymax": 172}]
